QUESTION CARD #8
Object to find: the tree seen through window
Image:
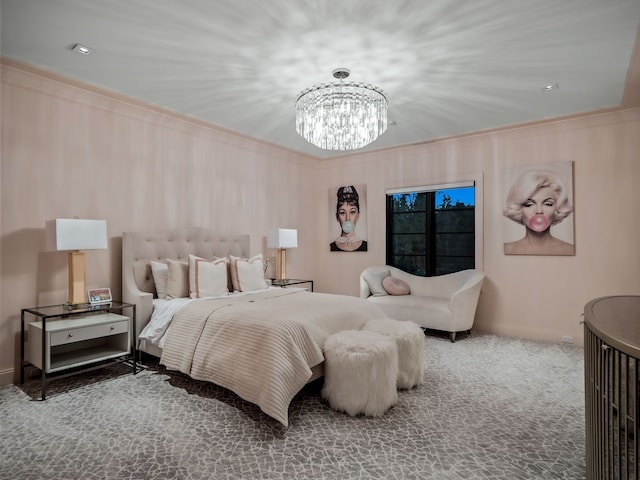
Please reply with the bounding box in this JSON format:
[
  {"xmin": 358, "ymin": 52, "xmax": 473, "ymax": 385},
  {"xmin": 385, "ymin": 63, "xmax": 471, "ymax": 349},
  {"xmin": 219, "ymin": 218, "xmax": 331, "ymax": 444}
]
[{"xmin": 386, "ymin": 186, "xmax": 475, "ymax": 276}]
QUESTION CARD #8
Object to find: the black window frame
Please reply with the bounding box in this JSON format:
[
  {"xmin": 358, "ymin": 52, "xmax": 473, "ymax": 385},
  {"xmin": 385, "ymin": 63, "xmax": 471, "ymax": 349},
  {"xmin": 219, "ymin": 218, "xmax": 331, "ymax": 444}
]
[{"xmin": 386, "ymin": 185, "xmax": 476, "ymax": 277}]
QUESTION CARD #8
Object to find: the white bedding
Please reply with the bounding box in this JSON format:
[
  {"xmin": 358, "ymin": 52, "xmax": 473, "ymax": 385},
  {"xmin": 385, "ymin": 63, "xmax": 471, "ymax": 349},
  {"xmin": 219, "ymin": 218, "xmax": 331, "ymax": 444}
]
[
  {"xmin": 140, "ymin": 297, "xmax": 193, "ymax": 348},
  {"xmin": 154, "ymin": 288, "xmax": 388, "ymax": 426},
  {"xmin": 140, "ymin": 289, "xmax": 266, "ymax": 348}
]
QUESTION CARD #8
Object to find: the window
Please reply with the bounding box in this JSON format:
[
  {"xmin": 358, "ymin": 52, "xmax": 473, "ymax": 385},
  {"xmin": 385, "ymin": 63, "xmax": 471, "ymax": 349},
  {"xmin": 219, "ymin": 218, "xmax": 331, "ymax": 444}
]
[{"xmin": 386, "ymin": 183, "xmax": 476, "ymax": 276}]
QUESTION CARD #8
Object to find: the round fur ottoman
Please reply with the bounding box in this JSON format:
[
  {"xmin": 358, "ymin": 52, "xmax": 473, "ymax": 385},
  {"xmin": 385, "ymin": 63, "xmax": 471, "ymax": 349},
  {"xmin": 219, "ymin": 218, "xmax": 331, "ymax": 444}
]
[
  {"xmin": 363, "ymin": 318, "xmax": 425, "ymax": 389},
  {"xmin": 322, "ymin": 330, "xmax": 399, "ymax": 417}
]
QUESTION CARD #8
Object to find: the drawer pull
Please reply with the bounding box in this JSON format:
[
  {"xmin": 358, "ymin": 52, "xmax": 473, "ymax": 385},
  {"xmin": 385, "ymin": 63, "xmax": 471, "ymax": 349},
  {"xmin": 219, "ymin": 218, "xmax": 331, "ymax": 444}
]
[
  {"xmin": 67, "ymin": 333, "xmax": 73, "ymax": 338},
  {"xmin": 110, "ymin": 326, "xmax": 115, "ymax": 331}
]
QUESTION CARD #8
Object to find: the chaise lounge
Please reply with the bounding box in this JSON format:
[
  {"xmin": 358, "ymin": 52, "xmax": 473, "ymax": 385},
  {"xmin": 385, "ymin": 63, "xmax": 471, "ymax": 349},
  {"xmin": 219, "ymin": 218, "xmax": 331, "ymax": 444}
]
[{"xmin": 360, "ymin": 266, "xmax": 485, "ymax": 342}]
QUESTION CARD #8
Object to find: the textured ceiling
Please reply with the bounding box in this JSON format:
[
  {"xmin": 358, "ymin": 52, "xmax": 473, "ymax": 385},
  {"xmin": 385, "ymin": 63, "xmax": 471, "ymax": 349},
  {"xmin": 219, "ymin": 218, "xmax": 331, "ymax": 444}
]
[{"xmin": 2, "ymin": 0, "xmax": 640, "ymax": 159}]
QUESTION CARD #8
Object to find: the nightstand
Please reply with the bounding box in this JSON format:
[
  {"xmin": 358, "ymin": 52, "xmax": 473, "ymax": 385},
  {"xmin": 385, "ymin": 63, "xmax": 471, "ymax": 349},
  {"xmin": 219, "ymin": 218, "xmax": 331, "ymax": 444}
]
[
  {"xmin": 270, "ymin": 279, "xmax": 313, "ymax": 292},
  {"xmin": 20, "ymin": 301, "xmax": 137, "ymax": 400}
]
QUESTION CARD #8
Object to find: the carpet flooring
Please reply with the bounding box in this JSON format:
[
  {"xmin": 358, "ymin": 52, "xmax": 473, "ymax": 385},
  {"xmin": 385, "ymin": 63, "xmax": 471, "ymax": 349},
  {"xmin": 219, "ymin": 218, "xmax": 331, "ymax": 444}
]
[{"xmin": 0, "ymin": 333, "xmax": 586, "ymax": 480}]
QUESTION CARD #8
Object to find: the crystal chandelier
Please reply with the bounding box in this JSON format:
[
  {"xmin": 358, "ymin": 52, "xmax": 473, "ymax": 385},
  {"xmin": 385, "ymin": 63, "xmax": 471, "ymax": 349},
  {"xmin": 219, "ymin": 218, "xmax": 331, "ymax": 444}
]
[{"xmin": 295, "ymin": 68, "xmax": 388, "ymax": 151}]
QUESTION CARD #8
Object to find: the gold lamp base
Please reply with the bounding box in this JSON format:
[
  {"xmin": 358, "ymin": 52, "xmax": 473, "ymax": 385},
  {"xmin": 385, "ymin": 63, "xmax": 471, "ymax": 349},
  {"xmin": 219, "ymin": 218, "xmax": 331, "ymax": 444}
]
[
  {"xmin": 275, "ymin": 248, "xmax": 287, "ymax": 281},
  {"xmin": 68, "ymin": 251, "xmax": 87, "ymax": 305}
]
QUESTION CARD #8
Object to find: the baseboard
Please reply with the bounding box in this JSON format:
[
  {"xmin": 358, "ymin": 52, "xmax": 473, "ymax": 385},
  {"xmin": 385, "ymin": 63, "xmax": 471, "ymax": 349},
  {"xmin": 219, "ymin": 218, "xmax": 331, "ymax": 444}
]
[{"xmin": 0, "ymin": 367, "xmax": 15, "ymax": 387}]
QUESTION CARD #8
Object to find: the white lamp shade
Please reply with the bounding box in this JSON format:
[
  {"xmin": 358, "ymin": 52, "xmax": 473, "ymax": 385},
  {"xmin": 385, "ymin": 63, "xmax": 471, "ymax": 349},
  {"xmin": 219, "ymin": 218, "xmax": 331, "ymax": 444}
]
[
  {"xmin": 46, "ymin": 219, "xmax": 108, "ymax": 251},
  {"xmin": 267, "ymin": 228, "xmax": 298, "ymax": 249}
]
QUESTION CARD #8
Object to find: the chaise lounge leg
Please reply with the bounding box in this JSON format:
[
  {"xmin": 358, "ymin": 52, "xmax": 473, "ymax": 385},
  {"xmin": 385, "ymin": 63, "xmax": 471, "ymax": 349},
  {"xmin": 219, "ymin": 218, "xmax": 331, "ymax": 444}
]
[{"xmin": 450, "ymin": 332, "xmax": 456, "ymax": 343}]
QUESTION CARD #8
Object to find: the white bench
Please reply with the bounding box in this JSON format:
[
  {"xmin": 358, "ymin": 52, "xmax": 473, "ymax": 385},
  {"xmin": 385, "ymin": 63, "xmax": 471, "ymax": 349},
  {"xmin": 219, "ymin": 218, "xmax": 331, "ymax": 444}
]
[
  {"xmin": 322, "ymin": 330, "xmax": 398, "ymax": 417},
  {"xmin": 362, "ymin": 317, "xmax": 425, "ymax": 389}
]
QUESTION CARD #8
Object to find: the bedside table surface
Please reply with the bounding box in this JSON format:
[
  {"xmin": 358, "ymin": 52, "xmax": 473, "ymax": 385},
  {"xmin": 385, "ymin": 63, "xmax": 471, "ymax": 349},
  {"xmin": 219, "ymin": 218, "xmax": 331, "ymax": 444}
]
[
  {"xmin": 271, "ymin": 279, "xmax": 311, "ymax": 286},
  {"xmin": 22, "ymin": 301, "xmax": 134, "ymax": 319}
]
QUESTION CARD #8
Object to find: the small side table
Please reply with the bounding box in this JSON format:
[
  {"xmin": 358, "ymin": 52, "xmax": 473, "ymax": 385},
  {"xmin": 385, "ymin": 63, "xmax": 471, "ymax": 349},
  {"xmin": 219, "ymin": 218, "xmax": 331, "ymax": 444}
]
[
  {"xmin": 271, "ymin": 279, "xmax": 313, "ymax": 292},
  {"xmin": 20, "ymin": 301, "xmax": 137, "ymax": 400}
]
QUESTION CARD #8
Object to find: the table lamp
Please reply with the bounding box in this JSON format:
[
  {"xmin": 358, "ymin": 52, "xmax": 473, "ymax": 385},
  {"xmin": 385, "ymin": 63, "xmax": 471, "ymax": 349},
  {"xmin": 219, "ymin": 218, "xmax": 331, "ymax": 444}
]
[
  {"xmin": 267, "ymin": 228, "xmax": 297, "ymax": 281},
  {"xmin": 46, "ymin": 218, "xmax": 108, "ymax": 306}
]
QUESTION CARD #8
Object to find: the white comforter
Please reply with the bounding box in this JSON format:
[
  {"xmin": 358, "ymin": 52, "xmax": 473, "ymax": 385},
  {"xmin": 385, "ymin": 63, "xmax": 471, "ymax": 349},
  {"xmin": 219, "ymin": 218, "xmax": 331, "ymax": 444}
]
[{"xmin": 157, "ymin": 288, "xmax": 388, "ymax": 426}]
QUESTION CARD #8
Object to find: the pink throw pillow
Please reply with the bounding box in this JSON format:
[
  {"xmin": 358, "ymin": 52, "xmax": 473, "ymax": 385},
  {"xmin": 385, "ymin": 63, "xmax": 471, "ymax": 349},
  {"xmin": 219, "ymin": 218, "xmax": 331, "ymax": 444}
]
[{"xmin": 383, "ymin": 276, "xmax": 410, "ymax": 295}]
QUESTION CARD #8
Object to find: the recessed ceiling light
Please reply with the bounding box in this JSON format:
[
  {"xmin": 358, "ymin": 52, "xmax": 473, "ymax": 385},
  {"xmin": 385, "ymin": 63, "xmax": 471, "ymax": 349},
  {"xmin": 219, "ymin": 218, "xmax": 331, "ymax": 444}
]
[
  {"xmin": 542, "ymin": 83, "xmax": 559, "ymax": 92},
  {"xmin": 71, "ymin": 43, "xmax": 93, "ymax": 55}
]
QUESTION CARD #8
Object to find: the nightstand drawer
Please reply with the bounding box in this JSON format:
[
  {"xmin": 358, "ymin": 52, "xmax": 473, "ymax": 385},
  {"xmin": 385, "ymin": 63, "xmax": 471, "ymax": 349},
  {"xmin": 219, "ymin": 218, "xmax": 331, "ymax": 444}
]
[
  {"xmin": 28, "ymin": 312, "xmax": 131, "ymax": 373},
  {"xmin": 50, "ymin": 320, "xmax": 128, "ymax": 346}
]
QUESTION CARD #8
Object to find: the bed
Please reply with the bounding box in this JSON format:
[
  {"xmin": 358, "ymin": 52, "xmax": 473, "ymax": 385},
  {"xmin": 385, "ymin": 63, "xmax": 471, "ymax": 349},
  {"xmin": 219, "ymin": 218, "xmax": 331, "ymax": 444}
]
[{"xmin": 122, "ymin": 228, "xmax": 388, "ymax": 426}]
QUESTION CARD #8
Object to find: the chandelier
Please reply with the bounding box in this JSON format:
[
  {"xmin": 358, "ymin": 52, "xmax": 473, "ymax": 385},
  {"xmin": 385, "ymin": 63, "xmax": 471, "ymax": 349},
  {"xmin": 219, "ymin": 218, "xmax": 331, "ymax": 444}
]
[{"xmin": 295, "ymin": 68, "xmax": 388, "ymax": 151}]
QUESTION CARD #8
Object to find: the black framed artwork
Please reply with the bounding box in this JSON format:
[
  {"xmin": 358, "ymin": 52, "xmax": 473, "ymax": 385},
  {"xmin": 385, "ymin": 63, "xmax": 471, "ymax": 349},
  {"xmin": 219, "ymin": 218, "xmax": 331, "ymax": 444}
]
[
  {"xmin": 329, "ymin": 184, "xmax": 368, "ymax": 252},
  {"xmin": 502, "ymin": 161, "xmax": 575, "ymax": 256}
]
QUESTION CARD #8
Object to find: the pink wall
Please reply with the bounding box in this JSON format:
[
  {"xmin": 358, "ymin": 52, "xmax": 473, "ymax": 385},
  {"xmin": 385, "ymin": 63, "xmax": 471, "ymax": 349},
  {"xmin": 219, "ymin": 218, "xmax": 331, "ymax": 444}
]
[
  {"xmin": 0, "ymin": 59, "xmax": 318, "ymax": 384},
  {"xmin": 313, "ymin": 110, "xmax": 640, "ymax": 345},
  {"xmin": 2, "ymin": 58, "xmax": 640, "ymax": 385}
]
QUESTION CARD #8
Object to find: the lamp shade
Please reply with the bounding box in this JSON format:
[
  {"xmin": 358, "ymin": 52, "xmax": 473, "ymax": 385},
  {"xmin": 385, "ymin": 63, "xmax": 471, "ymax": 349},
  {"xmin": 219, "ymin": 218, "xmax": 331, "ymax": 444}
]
[
  {"xmin": 267, "ymin": 228, "xmax": 298, "ymax": 249},
  {"xmin": 46, "ymin": 219, "xmax": 107, "ymax": 251}
]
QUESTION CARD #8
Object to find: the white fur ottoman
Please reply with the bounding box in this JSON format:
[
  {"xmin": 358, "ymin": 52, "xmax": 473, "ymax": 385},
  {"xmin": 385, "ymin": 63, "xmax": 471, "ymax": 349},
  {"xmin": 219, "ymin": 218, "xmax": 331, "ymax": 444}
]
[
  {"xmin": 322, "ymin": 330, "xmax": 399, "ymax": 417},
  {"xmin": 363, "ymin": 318, "xmax": 425, "ymax": 389}
]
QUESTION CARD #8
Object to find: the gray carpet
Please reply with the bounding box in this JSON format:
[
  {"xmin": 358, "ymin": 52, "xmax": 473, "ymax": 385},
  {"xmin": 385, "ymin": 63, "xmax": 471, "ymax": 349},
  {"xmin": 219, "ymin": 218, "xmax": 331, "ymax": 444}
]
[{"xmin": 0, "ymin": 333, "xmax": 585, "ymax": 480}]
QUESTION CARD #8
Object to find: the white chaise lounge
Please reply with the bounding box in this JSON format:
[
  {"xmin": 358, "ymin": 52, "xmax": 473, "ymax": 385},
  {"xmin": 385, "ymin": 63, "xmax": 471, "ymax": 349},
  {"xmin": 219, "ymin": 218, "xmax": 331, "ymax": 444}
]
[{"xmin": 360, "ymin": 266, "xmax": 485, "ymax": 342}]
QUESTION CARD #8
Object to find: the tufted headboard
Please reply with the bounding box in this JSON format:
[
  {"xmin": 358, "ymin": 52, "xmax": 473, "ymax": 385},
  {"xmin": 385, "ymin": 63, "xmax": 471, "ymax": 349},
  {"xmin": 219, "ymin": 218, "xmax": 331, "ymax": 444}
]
[{"xmin": 122, "ymin": 228, "xmax": 250, "ymax": 337}]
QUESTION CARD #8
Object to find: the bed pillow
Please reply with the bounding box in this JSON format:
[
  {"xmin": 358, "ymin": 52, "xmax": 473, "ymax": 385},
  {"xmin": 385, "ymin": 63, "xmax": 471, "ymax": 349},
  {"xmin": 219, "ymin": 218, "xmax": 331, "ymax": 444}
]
[
  {"xmin": 166, "ymin": 259, "xmax": 189, "ymax": 299},
  {"xmin": 229, "ymin": 254, "xmax": 268, "ymax": 292},
  {"xmin": 150, "ymin": 260, "xmax": 168, "ymax": 299},
  {"xmin": 189, "ymin": 254, "xmax": 229, "ymax": 298},
  {"xmin": 383, "ymin": 276, "xmax": 411, "ymax": 296},
  {"xmin": 363, "ymin": 269, "xmax": 390, "ymax": 296}
]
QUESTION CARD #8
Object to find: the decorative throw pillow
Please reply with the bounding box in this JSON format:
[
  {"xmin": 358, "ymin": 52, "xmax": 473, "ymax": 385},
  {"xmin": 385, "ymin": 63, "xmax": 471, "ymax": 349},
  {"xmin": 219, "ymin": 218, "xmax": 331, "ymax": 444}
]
[
  {"xmin": 166, "ymin": 259, "xmax": 189, "ymax": 299},
  {"xmin": 363, "ymin": 269, "xmax": 390, "ymax": 296},
  {"xmin": 150, "ymin": 260, "xmax": 168, "ymax": 299},
  {"xmin": 188, "ymin": 254, "xmax": 228, "ymax": 298},
  {"xmin": 383, "ymin": 276, "xmax": 411, "ymax": 296},
  {"xmin": 229, "ymin": 254, "xmax": 268, "ymax": 292}
]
